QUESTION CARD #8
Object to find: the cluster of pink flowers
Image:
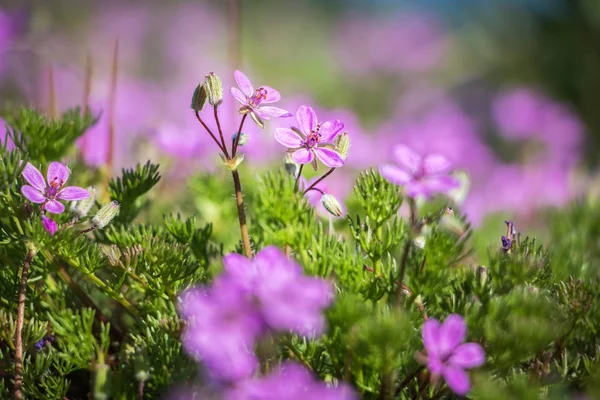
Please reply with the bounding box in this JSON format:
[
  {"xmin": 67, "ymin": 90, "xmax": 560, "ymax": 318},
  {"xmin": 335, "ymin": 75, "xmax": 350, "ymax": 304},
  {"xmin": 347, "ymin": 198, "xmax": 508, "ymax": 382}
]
[{"xmin": 178, "ymin": 246, "xmax": 354, "ymax": 398}]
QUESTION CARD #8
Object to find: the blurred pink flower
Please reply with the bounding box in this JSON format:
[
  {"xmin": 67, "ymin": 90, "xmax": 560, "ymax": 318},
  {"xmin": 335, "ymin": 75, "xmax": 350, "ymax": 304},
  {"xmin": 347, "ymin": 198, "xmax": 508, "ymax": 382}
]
[{"xmin": 335, "ymin": 12, "xmax": 447, "ymax": 75}]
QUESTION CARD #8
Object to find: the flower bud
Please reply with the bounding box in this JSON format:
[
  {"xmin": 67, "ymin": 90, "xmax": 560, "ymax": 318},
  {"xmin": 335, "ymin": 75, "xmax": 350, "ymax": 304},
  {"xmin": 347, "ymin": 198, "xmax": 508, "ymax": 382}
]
[
  {"xmin": 92, "ymin": 201, "xmax": 120, "ymax": 229},
  {"xmin": 191, "ymin": 83, "xmax": 207, "ymax": 111},
  {"xmin": 232, "ymin": 132, "xmax": 248, "ymax": 146},
  {"xmin": 335, "ymin": 132, "xmax": 350, "ymax": 160},
  {"xmin": 321, "ymin": 194, "xmax": 344, "ymax": 217},
  {"xmin": 204, "ymin": 72, "xmax": 223, "ymax": 106},
  {"xmin": 41, "ymin": 215, "xmax": 57, "ymax": 236},
  {"xmin": 72, "ymin": 186, "xmax": 96, "ymax": 218},
  {"xmin": 284, "ymin": 153, "xmax": 299, "ymax": 177}
]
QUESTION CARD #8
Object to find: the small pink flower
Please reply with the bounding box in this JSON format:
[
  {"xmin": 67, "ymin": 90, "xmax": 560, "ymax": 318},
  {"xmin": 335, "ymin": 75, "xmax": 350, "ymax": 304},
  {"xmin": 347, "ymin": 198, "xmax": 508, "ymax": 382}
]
[
  {"xmin": 41, "ymin": 216, "xmax": 57, "ymax": 236},
  {"xmin": 21, "ymin": 162, "xmax": 90, "ymax": 214},
  {"xmin": 379, "ymin": 144, "xmax": 459, "ymax": 199},
  {"xmin": 274, "ymin": 105, "xmax": 345, "ymax": 169},
  {"xmin": 230, "ymin": 70, "xmax": 291, "ymax": 125},
  {"xmin": 420, "ymin": 314, "xmax": 485, "ymax": 396}
]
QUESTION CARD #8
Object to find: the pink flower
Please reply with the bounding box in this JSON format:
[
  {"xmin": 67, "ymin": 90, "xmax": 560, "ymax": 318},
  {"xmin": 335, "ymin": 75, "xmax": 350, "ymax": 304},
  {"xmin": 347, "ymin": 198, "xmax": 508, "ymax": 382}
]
[
  {"xmin": 421, "ymin": 314, "xmax": 485, "ymax": 396},
  {"xmin": 21, "ymin": 162, "xmax": 90, "ymax": 214},
  {"xmin": 226, "ymin": 361, "xmax": 357, "ymax": 400},
  {"xmin": 378, "ymin": 144, "xmax": 459, "ymax": 199},
  {"xmin": 41, "ymin": 216, "xmax": 57, "ymax": 236},
  {"xmin": 274, "ymin": 105, "xmax": 345, "ymax": 169},
  {"xmin": 230, "ymin": 70, "xmax": 291, "ymax": 125}
]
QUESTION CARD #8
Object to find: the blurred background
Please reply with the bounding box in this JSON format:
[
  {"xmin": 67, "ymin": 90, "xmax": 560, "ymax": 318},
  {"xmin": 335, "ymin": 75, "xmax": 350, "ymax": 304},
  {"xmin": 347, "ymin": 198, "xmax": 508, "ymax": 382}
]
[{"xmin": 1, "ymin": 0, "xmax": 600, "ymax": 251}]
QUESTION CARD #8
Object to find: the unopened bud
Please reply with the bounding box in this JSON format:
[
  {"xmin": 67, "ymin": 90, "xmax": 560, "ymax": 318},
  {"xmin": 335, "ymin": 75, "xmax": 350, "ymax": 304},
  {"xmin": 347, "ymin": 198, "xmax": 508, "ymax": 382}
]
[
  {"xmin": 250, "ymin": 111, "xmax": 265, "ymax": 129},
  {"xmin": 335, "ymin": 132, "xmax": 350, "ymax": 160},
  {"xmin": 284, "ymin": 153, "xmax": 299, "ymax": 177},
  {"xmin": 204, "ymin": 72, "xmax": 223, "ymax": 106},
  {"xmin": 92, "ymin": 201, "xmax": 120, "ymax": 229},
  {"xmin": 321, "ymin": 194, "xmax": 344, "ymax": 217},
  {"xmin": 232, "ymin": 132, "xmax": 248, "ymax": 146},
  {"xmin": 191, "ymin": 83, "xmax": 207, "ymax": 111},
  {"xmin": 72, "ymin": 187, "xmax": 96, "ymax": 218}
]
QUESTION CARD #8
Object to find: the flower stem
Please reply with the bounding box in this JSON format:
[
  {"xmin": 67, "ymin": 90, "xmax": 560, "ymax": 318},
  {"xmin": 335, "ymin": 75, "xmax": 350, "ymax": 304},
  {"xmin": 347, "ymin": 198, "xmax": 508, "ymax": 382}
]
[
  {"xmin": 302, "ymin": 167, "xmax": 335, "ymax": 195},
  {"xmin": 395, "ymin": 198, "xmax": 417, "ymax": 306},
  {"xmin": 213, "ymin": 106, "xmax": 230, "ymax": 158},
  {"xmin": 294, "ymin": 164, "xmax": 304, "ymax": 192},
  {"xmin": 14, "ymin": 248, "xmax": 35, "ymax": 400},
  {"xmin": 231, "ymin": 169, "xmax": 252, "ymax": 258},
  {"xmin": 232, "ymin": 113, "xmax": 248, "ymax": 157},
  {"xmin": 195, "ymin": 111, "xmax": 227, "ymax": 155}
]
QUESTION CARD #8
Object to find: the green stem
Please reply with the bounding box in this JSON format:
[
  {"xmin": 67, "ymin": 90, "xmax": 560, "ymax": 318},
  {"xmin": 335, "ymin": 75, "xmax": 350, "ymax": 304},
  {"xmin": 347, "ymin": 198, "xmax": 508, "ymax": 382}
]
[{"xmin": 231, "ymin": 169, "xmax": 253, "ymax": 258}]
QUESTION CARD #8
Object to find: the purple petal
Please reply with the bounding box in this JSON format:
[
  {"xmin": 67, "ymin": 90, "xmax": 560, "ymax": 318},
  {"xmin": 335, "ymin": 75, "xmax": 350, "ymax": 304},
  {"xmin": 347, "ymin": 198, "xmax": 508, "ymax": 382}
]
[
  {"xmin": 438, "ymin": 314, "xmax": 467, "ymax": 357},
  {"xmin": 379, "ymin": 164, "xmax": 412, "ymax": 185},
  {"xmin": 442, "ymin": 365, "xmax": 471, "ymax": 396},
  {"xmin": 292, "ymin": 148, "xmax": 314, "ymax": 164},
  {"xmin": 41, "ymin": 216, "xmax": 57, "ymax": 236},
  {"xmin": 274, "ymin": 128, "xmax": 304, "ymax": 148},
  {"xmin": 22, "ymin": 162, "xmax": 46, "ymax": 191},
  {"xmin": 449, "ymin": 343, "xmax": 485, "ymax": 369},
  {"xmin": 405, "ymin": 181, "xmax": 430, "ymax": 199},
  {"xmin": 223, "ymin": 253, "xmax": 253, "ymax": 283},
  {"xmin": 261, "ymin": 86, "xmax": 281, "ymax": 103},
  {"xmin": 314, "ymin": 147, "xmax": 344, "ymax": 168},
  {"xmin": 230, "ymin": 87, "xmax": 248, "ymax": 105},
  {"xmin": 427, "ymin": 354, "xmax": 443, "ymax": 375},
  {"xmin": 47, "ymin": 162, "xmax": 70, "ymax": 187},
  {"xmin": 319, "ymin": 119, "xmax": 344, "ymax": 142},
  {"xmin": 57, "ymin": 186, "xmax": 90, "ymax": 201},
  {"xmin": 296, "ymin": 105, "xmax": 317, "ymax": 135},
  {"xmin": 423, "ymin": 154, "xmax": 452, "ymax": 175},
  {"xmin": 422, "ymin": 318, "xmax": 441, "ymax": 356},
  {"xmin": 421, "ymin": 175, "xmax": 460, "ymax": 195},
  {"xmin": 21, "ymin": 185, "xmax": 46, "ymax": 203},
  {"xmin": 259, "ymin": 106, "xmax": 292, "ymax": 118},
  {"xmin": 44, "ymin": 200, "xmax": 65, "ymax": 214},
  {"xmin": 393, "ymin": 145, "xmax": 422, "ymax": 174},
  {"xmin": 234, "ymin": 70, "xmax": 254, "ymax": 97}
]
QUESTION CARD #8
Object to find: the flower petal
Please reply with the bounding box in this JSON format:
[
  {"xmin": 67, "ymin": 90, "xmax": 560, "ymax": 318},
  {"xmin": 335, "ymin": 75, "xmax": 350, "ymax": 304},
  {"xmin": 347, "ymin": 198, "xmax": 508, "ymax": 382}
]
[
  {"xmin": 261, "ymin": 86, "xmax": 281, "ymax": 103},
  {"xmin": 259, "ymin": 106, "xmax": 292, "ymax": 118},
  {"xmin": 423, "ymin": 154, "xmax": 452, "ymax": 175},
  {"xmin": 405, "ymin": 181, "xmax": 430, "ymax": 199},
  {"xmin": 393, "ymin": 145, "xmax": 422, "ymax": 174},
  {"xmin": 22, "ymin": 162, "xmax": 46, "ymax": 191},
  {"xmin": 21, "ymin": 185, "xmax": 46, "ymax": 203},
  {"xmin": 296, "ymin": 105, "xmax": 317, "ymax": 135},
  {"xmin": 422, "ymin": 318, "xmax": 441, "ymax": 356},
  {"xmin": 438, "ymin": 314, "xmax": 467, "ymax": 357},
  {"xmin": 319, "ymin": 119, "xmax": 344, "ymax": 143},
  {"xmin": 314, "ymin": 147, "xmax": 344, "ymax": 168},
  {"xmin": 234, "ymin": 70, "xmax": 254, "ymax": 97},
  {"xmin": 449, "ymin": 343, "xmax": 485, "ymax": 369},
  {"xmin": 442, "ymin": 365, "xmax": 471, "ymax": 396},
  {"xmin": 230, "ymin": 87, "xmax": 248, "ymax": 105},
  {"xmin": 421, "ymin": 175, "xmax": 460, "ymax": 195},
  {"xmin": 47, "ymin": 162, "xmax": 70, "ymax": 187},
  {"xmin": 44, "ymin": 200, "xmax": 65, "ymax": 214},
  {"xmin": 57, "ymin": 186, "xmax": 90, "ymax": 201},
  {"xmin": 274, "ymin": 128, "xmax": 304, "ymax": 148},
  {"xmin": 379, "ymin": 164, "xmax": 412, "ymax": 185},
  {"xmin": 292, "ymin": 148, "xmax": 314, "ymax": 164}
]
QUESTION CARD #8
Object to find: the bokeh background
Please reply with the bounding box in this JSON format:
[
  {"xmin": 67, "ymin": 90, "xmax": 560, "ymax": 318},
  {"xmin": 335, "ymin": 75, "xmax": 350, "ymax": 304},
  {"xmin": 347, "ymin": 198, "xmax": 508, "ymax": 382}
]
[{"xmin": 1, "ymin": 0, "xmax": 600, "ymax": 253}]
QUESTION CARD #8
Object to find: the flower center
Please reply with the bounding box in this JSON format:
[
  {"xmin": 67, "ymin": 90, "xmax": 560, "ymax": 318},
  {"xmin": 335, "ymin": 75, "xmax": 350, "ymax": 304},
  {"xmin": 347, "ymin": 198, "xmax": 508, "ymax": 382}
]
[
  {"xmin": 248, "ymin": 87, "xmax": 268, "ymax": 108},
  {"xmin": 46, "ymin": 177, "xmax": 64, "ymax": 198},
  {"xmin": 306, "ymin": 131, "xmax": 320, "ymax": 148}
]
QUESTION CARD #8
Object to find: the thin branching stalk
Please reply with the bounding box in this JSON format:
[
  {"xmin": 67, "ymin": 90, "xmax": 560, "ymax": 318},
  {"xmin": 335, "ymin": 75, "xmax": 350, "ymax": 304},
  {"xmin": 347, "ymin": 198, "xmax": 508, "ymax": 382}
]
[
  {"xmin": 232, "ymin": 114, "xmax": 248, "ymax": 157},
  {"xmin": 14, "ymin": 248, "xmax": 35, "ymax": 400},
  {"xmin": 294, "ymin": 164, "xmax": 304, "ymax": 191},
  {"xmin": 302, "ymin": 167, "xmax": 335, "ymax": 195},
  {"xmin": 195, "ymin": 111, "xmax": 227, "ymax": 155},
  {"xmin": 213, "ymin": 106, "xmax": 229, "ymax": 157}
]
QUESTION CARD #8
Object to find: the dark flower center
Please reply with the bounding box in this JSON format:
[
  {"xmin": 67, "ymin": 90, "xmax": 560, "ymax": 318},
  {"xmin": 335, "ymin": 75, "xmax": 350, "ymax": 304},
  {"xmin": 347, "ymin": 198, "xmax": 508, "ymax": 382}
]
[
  {"xmin": 306, "ymin": 131, "xmax": 320, "ymax": 148},
  {"xmin": 249, "ymin": 87, "xmax": 268, "ymax": 107}
]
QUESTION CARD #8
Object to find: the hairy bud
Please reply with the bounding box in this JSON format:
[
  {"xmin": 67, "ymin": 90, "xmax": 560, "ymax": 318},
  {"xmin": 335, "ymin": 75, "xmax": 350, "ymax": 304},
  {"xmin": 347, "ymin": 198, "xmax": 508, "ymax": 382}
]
[
  {"xmin": 232, "ymin": 132, "xmax": 248, "ymax": 147},
  {"xmin": 92, "ymin": 201, "xmax": 120, "ymax": 229},
  {"xmin": 321, "ymin": 194, "xmax": 344, "ymax": 217},
  {"xmin": 284, "ymin": 153, "xmax": 299, "ymax": 177},
  {"xmin": 204, "ymin": 72, "xmax": 223, "ymax": 106},
  {"xmin": 191, "ymin": 83, "xmax": 208, "ymax": 111},
  {"xmin": 335, "ymin": 132, "xmax": 350, "ymax": 160},
  {"xmin": 72, "ymin": 186, "xmax": 96, "ymax": 218}
]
